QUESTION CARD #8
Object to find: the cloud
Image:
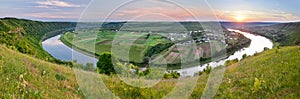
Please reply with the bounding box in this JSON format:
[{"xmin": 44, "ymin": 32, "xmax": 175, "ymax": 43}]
[
  {"xmin": 215, "ymin": 9, "xmax": 300, "ymax": 22},
  {"xmin": 23, "ymin": 12, "xmax": 79, "ymax": 19},
  {"xmin": 35, "ymin": 5, "xmax": 51, "ymax": 8},
  {"xmin": 35, "ymin": 0, "xmax": 81, "ymax": 8},
  {"xmin": 109, "ymin": 6, "xmax": 217, "ymax": 21}
]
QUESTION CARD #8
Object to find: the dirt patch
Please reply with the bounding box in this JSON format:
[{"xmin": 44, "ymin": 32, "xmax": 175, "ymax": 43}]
[
  {"xmin": 97, "ymin": 40, "xmax": 111, "ymax": 45},
  {"xmin": 22, "ymin": 58, "xmax": 40, "ymax": 74}
]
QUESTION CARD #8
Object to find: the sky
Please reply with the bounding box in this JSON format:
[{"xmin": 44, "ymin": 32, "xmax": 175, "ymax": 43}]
[{"xmin": 0, "ymin": 0, "xmax": 299, "ymax": 22}]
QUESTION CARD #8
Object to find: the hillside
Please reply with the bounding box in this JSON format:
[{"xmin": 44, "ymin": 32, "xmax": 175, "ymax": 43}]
[
  {"xmin": 99, "ymin": 46, "xmax": 300, "ymax": 98},
  {"xmin": 0, "ymin": 45, "xmax": 84, "ymax": 98},
  {"xmin": 212, "ymin": 46, "xmax": 300, "ymax": 98},
  {"xmin": 1, "ymin": 43, "xmax": 299, "ymax": 98},
  {"xmin": 234, "ymin": 22, "xmax": 300, "ymax": 46},
  {"xmin": 0, "ymin": 18, "xmax": 76, "ymax": 61}
]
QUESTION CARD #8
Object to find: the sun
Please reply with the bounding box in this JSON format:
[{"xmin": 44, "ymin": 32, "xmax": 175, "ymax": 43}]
[{"xmin": 235, "ymin": 15, "xmax": 245, "ymax": 22}]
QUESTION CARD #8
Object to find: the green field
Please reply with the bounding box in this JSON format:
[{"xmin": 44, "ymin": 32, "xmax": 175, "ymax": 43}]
[
  {"xmin": 62, "ymin": 30, "xmax": 172, "ymax": 63},
  {"xmin": 62, "ymin": 30, "xmax": 236, "ymax": 69},
  {"xmin": 1, "ymin": 43, "xmax": 299, "ymax": 98},
  {"xmin": 61, "ymin": 22, "xmax": 252, "ymax": 68}
]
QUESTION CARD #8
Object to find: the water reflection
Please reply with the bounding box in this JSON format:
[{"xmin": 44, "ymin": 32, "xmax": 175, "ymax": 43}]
[{"xmin": 42, "ymin": 35, "xmax": 98, "ymax": 66}]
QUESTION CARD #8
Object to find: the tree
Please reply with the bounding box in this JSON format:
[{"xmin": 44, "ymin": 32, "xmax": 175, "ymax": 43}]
[{"xmin": 97, "ymin": 52, "xmax": 116, "ymax": 75}]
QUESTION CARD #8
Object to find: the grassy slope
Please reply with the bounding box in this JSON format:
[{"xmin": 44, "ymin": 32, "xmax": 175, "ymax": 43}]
[
  {"xmin": 1, "ymin": 44, "xmax": 299, "ymax": 98},
  {"xmin": 0, "ymin": 18, "xmax": 75, "ymax": 60},
  {"xmin": 213, "ymin": 46, "xmax": 300, "ymax": 98},
  {"xmin": 103, "ymin": 46, "xmax": 300, "ymax": 98},
  {"xmin": 0, "ymin": 45, "xmax": 84, "ymax": 98},
  {"xmin": 282, "ymin": 29, "xmax": 300, "ymax": 46}
]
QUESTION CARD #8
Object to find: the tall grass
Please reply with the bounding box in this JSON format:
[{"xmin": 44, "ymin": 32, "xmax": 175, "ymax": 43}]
[{"xmin": 0, "ymin": 44, "xmax": 299, "ymax": 98}]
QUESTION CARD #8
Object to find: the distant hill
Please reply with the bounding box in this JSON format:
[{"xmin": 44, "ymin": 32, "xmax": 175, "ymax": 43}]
[
  {"xmin": 221, "ymin": 22, "xmax": 278, "ymax": 28},
  {"xmin": 231, "ymin": 22, "xmax": 300, "ymax": 46},
  {"xmin": 0, "ymin": 18, "xmax": 76, "ymax": 61}
]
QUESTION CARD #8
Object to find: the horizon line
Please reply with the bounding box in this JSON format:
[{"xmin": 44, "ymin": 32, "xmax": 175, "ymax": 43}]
[{"xmin": 1, "ymin": 17, "xmax": 299, "ymax": 23}]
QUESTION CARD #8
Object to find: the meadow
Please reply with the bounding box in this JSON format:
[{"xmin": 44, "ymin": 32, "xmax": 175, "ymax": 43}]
[
  {"xmin": 1, "ymin": 43, "xmax": 299, "ymax": 98},
  {"xmin": 62, "ymin": 30, "xmax": 173, "ymax": 64}
]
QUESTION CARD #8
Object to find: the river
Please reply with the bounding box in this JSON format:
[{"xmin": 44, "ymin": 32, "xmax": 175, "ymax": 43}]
[
  {"xmin": 176, "ymin": 29, "xmax": 273, "ymax": 76},
  {"xmin": 42, "ymin": 35, "xmax": 98, "ymax": 66},
  {"xmin": 42, "ymin": 29, "xmax": 273, "ymax": 76}
]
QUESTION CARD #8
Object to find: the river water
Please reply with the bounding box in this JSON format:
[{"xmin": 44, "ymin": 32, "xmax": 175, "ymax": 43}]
[
  {"xmin": 176, "ymin": 29, "xmax": 273, "ymax": 76},
  {"xmin": 42, "ymin": 29, "xmax": 273, "ymax": 76},
  {"xmin": 42, "ymin": 35, "xmax": 98, "ymax": 66}
]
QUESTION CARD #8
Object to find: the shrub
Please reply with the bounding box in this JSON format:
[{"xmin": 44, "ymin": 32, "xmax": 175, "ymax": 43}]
[
  {"xmin": 203, "ymin": 66, "xmax": 212, "ymax": 74},
  {"xmin": 198, "ymin": 71, "xmax": 203, "ymax": 76},
  {"xmin": 225, "ymin": 58, "xmax": 239, "ymax": 66},
  {"xmin": 242, "ymin": 54, "xmax": 248, "ymax": 60},
  {"xmin": 163, "ymin": 73, "xmax": 173, "ymax": 79},
  {"xmin": 263, "ymin": 47, "xmax": 270, "ymax": 51},
  {"xmin": 97, "ymin": 52, "xmax": 117, "ymax": 75},
  {"xmin": 252, "ymin": 78, "xmax": 264, "ymax": 93},
  {"xmin": 163, "ymin": 71, "xmax": 180, "ymax": 79},
  {"xmin": 171, "ymin": 71, "xmax": 180, "ymax": 79}
]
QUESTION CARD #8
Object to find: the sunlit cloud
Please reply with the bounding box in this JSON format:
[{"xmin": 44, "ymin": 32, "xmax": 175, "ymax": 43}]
[
  {"xmin": 35, "ymin": 5, "xmax": 51, "ymax": 8},
  {"xmin": 215, "ymin": 10, "xmax": 300, "ymax": 22},
  {"xmin": 35, "ymin": 0, "xmax": 81, "ymax": 8},
  {"xmin": 109, "ymin": 6, "xmax": 217, "ymax": 21},
  {"xmin": 1, "ymin": 0, "xmax": 299, "ymax": 22},
  {"xmin": 23, "ymin": 12, "xmax": 79, "ymax": 19}
]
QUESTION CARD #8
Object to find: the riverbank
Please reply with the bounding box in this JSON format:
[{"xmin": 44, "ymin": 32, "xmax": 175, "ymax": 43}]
[
  {"xmin": 43, "ymin": 28, "xmax": 271, "ymax": 77},
  {"xmin": 176, "ymin": 29, "xmax": 273, "ymax": 76},
  {"xmin": 42, "ymin": 35, "xmax": 98, "ymax": 66},
  {"xmin": 43, "ymin": 28, "xmax": 267, "ymax": 77},
  {"xmin": 58, "ymin": 29, "xmax": 251, "ymax": 69}
]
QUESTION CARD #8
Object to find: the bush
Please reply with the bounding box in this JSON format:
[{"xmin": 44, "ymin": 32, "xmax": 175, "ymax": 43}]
[
  {"xmin": 163, "ymin": 71, "xmax": 180, "ymax": 79},
  {"xmin": 198, "ymin": 71, "xmax": 203, "ymax": 76},
  {"xmin": 163, "ymin": 73, "xmax": 173, "ymax": 79},
  {"xmin": 203, "ymin": 65, "xmax": 212, "ymax": 74},
  {"xmin": 263, "ymin": 47, "xmax": 270, "ymax": 51},
  {"xmin": 242, "ymin": 54, "xmax": 248, "ymax": 60},
  {"xmin": 171, "ymin": 71, "xmax": 180, "ymax": 79},
  {"xmin": 97, "ymin": 52, "xmax": 117, "ymax": 75},
  {"xmin": 225, "ymin": 58, "xmax": 239, "ymax": 66},
  {"xmin": 252, "ymin": 78, "xmax": 264, "ymax": 93}
]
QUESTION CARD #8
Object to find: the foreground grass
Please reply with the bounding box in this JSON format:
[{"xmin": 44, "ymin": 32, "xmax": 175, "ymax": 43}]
[
  {"xmin": 0, "ymin": 45, "xmax": 84, "ymax": 98},
  {"xmin": 98, "ymin": 46, "xmax": 300, "ymax": 98},
  {"xmin": 0, "ymin": 44, "xmax": 299, "ymax": 98},
  {"xmin": 213, "ymin": 46, "xmax": 300, "ymax": 98}
]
